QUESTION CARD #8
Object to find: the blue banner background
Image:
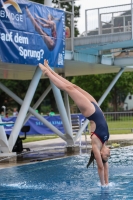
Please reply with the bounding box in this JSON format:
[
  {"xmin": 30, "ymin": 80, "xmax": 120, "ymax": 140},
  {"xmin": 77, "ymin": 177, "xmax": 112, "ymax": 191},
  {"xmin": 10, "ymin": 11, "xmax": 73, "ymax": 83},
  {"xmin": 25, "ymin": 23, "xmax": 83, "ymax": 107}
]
[
  {"xmin": 0, "ymin": 0, "xmax": 65, "ymax": 67},
  {"xmin": 2, "ymin": 114, "xmax": 86, "ymax": 135}
]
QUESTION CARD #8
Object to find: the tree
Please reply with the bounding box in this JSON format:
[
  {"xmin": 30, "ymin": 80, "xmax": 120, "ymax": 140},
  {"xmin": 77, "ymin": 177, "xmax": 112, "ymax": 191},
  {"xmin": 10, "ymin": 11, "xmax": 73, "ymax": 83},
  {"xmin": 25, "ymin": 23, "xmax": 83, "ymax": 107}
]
[
  {"xmin": 30, "ymin": 0, "xmax": 44, "ymax": 4},
  {"xmin": 72, "ymin": 72, "xmax": 133, "ymax": 112},
  {"xmin": 52, "ymin": 0, "xmax": 80, "ymax": 36},
  {"xmin": 110, "ymin": 72, "xmax": 133, "ymax": 111},
  {"xmin": 0, "ymin": 79, "xmax": 31, "ymax": 114}
]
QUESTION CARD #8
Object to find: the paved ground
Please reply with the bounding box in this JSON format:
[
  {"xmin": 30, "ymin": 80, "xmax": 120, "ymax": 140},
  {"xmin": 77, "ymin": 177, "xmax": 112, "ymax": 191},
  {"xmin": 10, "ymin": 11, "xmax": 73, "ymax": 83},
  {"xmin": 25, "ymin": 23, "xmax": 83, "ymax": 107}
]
[
  {"xmin": 0, "ymin": 134, "xmax": 133, "ymax": 169},
  {"xmin": 23, "ymin": 133, "xmax": 133, "ymax": 151}
]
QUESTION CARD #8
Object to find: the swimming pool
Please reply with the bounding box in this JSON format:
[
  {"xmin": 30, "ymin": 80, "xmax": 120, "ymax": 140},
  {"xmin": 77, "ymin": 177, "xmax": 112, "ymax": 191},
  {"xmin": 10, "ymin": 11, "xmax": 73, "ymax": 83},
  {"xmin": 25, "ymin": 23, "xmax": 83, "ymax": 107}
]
[{"xmin": 0, "ymin": 146, "xmax": 133, "ymax": 200}]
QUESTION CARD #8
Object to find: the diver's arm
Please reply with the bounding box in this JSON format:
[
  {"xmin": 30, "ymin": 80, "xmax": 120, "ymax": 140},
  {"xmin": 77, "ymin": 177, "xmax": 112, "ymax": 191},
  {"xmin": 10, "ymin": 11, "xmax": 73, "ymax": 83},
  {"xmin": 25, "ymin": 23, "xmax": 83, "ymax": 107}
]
[
  {"xmin": 103, "ymin": 162, "xmax": 109, "ymax": 184},
  {"xmin": 92, "ymin": 144, "xmax": 105, "ymax": 186},
  {"xmin": 35, "ymin": 14, "xmax": 48, "ymax": 23}
]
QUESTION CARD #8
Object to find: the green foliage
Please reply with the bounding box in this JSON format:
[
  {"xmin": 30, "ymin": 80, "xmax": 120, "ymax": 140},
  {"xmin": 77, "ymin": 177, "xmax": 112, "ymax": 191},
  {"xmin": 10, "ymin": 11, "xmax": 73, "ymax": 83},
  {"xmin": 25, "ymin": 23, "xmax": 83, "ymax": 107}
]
[
  {"xmin": 40, "ymin": 105, "xmax": 51, "ymax": 115},
  {"xmin": 72, "ymin": 72, "xmax": 133, "ymax": 111},
  {"xmin": 23, "ymin": 135, "xmax": 59, "ymax": 143},
  {"xmin": 0, "ymin": 79, "xmax": 30, "ymax": 112},
  {"xmin": 52, "ymin": 0, "xmax": 80, "ymax": 36},
  {"xmin": 30, "ymin": 0, "xmax": 44, "ymax": 4},
  {"xmin": 107, "ymin": 119, "xmax": 133, "ymax": 134},
  {"xmin": 31, "ymin": 78, "xmax": 58, "ymax": 113}
]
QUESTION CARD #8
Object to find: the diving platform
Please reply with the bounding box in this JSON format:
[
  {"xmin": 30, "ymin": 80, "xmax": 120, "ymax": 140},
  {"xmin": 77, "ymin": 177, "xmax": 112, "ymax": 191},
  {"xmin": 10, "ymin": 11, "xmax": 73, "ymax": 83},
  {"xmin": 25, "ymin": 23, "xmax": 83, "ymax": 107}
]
[
  {"xmin": 66, "ymin": 32, "xmax": 132, "ymax": 52},
  {"xmin": 0, "ymin": 1, "xmax": 133, "ymax": 154}
]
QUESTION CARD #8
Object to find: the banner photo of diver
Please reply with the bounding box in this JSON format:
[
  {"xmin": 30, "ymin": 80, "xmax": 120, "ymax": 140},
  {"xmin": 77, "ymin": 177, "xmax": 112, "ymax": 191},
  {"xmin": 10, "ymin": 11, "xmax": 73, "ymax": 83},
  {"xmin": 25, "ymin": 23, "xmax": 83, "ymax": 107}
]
[
  {"xmin": 0, "ymin": 0, "xmax": 65, "ymax": 67},
  {"xmin": 2, "ymin": 114, "xmax": 85, "ymax": 135}
]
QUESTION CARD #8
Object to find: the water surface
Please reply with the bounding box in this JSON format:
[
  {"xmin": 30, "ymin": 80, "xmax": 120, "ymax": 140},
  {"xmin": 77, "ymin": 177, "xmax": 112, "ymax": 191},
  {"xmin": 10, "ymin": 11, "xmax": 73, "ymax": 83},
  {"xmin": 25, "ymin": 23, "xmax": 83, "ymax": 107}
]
[{"xmin": 0, "ymin": 146, "xmax": 133, "ymax": 200}]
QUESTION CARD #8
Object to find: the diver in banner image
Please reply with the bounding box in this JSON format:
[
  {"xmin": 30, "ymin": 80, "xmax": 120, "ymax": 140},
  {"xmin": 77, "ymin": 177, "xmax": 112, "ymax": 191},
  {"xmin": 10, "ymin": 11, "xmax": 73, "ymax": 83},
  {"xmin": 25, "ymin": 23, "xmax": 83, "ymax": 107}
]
[
  {"xmin": 35, "ymin": 14, "xmax": 70, "ymax": 38},
  {"xmin": 34, "ymin": 14, "xmax": 58, "ymax": 37},
  {"xmin": 25, "ymin": 7, "xmax": 57, "ymax": 51}
]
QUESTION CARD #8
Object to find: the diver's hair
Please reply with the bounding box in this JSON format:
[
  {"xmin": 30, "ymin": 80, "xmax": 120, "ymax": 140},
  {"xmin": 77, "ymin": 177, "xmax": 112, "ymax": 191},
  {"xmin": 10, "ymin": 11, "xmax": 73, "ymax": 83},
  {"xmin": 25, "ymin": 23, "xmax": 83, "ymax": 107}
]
[{"xmin": 87, "ymin": 150, "xmax": 95, "ymax": 168}]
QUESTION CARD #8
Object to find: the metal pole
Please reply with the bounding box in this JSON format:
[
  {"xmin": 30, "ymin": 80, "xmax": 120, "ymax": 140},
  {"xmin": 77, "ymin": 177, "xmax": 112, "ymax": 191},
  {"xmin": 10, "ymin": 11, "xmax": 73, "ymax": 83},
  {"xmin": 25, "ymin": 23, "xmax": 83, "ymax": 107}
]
[
  {"xmin": 44, "ymin": 0, "xmax": 52, "ymax": 6},
  {"xmin": 59, "ymin": 73, "xmax": 72, "ymax": 125},
  {"xmin": 0, "ymin": 82, "xmax": 66, "ymax": 142},
  {"xmin": 64, "ymin": 91, "xmax": 72, "ymax": 126},
  {"xmin": 131, "ymin": 0, "xmax": 133, "ymax": 38},
  {"xmin": 98, "ymin": 9, "xmax": 101, "ymax": 35},
  {"xmin": 86, "ymin": 4, "xmax": 130, "ymax": 12},
  {"xmin": 24, "ymin": 85, "xmax": 52, "ymax": 124},
  {"xmin": 59, "ymin": 0, "xmax": 78, "ymax": 2},
  {"xmin": 74, "ymin": 119, "xmax": 89, "ymax": 142},
  {"xmin": 8, "ymin": 66, "xmax": 42, "ymax": 152},
  {"xmin": 111, "ymin": 13, "xmax": 114, "ymax": 33},
  {"xmin": 58, "ymin": 0, "xmax": 61, "ymax": 8},
  {"xmin": 85, "ymin": 10, "xmax": 88, "ymax": 36},
  {"xmin": 50, "ymin": 81, "xmax": 74, "ymax": 143},
  {"xmin": 98, "ymin": 68, "xmax": 125, "ymax": 106},
  {"xmin": 71, "ymin": 0, "xmax": 74, "ymax": 58},
  {"xmin": 123, "ymin": 16, "xmax": 126, "ymax": 32}
]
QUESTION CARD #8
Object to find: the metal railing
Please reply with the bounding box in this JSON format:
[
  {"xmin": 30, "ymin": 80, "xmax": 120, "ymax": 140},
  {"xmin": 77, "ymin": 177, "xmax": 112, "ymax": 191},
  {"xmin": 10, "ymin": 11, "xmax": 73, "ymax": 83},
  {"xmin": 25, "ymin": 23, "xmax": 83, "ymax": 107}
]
[
  {"xmin": 104, "ymin": 111, "xmax": 133, "ymax": 134},
  {"xmin": 58, "ymin": 0, "xmax": 75, "ymax": 55},
  {"xmin": 84, "ymin": 3, "xmax": 132, "ymax": 36}
]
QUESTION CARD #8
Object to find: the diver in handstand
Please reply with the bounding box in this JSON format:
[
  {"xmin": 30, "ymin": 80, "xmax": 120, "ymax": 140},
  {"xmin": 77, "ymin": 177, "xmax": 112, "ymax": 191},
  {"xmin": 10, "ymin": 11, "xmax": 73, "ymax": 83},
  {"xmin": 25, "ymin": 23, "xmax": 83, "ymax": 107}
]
[{"xmin": 39, "ymin": 59, "xmax": 110, "ymax": 187}]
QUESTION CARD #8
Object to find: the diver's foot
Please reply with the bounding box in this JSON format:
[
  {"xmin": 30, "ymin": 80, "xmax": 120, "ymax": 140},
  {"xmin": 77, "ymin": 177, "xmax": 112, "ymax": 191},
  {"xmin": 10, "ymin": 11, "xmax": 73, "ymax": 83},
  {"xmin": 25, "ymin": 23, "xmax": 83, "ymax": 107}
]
[
  {"xmin": 39, "ymin": 63, "xmax": 49, "ymax": 76},
  {"xmin": 44, "ymin": 59, "xmax": 51, "ymax": 70},
  {"xmin": 101, "ymin": 184, "xmax": 109, "ymax": 189}
]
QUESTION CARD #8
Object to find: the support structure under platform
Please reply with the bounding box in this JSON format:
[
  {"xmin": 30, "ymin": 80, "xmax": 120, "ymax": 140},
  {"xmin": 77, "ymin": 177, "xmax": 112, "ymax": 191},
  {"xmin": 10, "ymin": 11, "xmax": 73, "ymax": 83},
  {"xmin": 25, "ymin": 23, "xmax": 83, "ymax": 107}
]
[
  {"xmin": 0, "ymin": 1, "xmax": 133, "ymax": 155},
  {"xmin": 0, "ymin": 66, "xmax": 127, "ymax": 154}
]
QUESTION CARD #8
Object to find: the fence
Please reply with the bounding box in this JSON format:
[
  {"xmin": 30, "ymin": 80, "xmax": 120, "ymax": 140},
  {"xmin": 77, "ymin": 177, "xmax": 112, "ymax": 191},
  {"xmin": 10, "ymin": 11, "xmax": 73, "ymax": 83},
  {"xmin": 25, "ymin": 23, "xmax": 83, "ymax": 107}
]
[
  {"xmin": 2, "ymin": 112, "xmax": 133, "ymax": 135},
  {"xmin": 84, "ymin": 3, "xmax": 132, "ymax": 36},
  {"xmin": 104, "ymin": 111, "xmax": 133, "ymax": 134}
]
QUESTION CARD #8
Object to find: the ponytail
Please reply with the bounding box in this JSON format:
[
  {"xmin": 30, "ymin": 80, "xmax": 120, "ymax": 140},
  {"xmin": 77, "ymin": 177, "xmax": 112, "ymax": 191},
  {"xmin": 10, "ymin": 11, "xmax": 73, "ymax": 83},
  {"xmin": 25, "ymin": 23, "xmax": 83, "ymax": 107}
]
[{"xmin": 87, "ymin": 150, "xmax": 95, "ymax": 168}]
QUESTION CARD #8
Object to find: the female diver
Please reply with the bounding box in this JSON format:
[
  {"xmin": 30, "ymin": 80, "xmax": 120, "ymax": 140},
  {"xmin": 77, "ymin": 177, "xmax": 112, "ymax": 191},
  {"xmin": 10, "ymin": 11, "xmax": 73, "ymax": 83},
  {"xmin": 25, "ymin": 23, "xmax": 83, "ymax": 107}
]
[{"xmin": 39, "ymin": 59, "xmax": 110, "ymax": 187}]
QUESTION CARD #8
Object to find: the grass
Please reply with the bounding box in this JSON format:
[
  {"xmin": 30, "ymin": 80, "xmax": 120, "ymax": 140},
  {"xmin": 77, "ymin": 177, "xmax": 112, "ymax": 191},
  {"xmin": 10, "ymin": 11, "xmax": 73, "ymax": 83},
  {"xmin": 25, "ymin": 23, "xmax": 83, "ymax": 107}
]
[
  {"xmin": 23, "ymin": 135, "xmax": 59, "ymax": 143},
  {"xmin": 107, "ymin": 120, "xmax": 133, "ymax": 134},
  {"xmin": 23, "ymin": 119, "xmax": 133, "ymax": 143},
  {"xmin": 87, "ymin": 119, "xmax": 133, "ymax": 134}
]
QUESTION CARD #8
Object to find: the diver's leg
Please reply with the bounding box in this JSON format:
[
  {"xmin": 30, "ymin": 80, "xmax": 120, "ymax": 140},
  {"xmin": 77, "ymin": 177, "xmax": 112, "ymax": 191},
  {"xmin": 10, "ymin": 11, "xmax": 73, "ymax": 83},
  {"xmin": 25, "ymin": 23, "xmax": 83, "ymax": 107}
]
[
  {"xmin": 39, "ymin": 63, "xmax": 95, "ymax": 117},
  {"xmin": 44, "ymin": 60, "xmax": 98, "ymax": 103}
]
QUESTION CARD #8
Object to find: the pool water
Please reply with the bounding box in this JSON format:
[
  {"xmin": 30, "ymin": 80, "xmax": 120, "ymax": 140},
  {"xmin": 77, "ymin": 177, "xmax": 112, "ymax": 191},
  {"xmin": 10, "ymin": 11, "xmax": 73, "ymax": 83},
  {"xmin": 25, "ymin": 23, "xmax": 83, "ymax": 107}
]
[{"xmin": 1, "ymin": 146, "xmax": 133, "ymax": 200}]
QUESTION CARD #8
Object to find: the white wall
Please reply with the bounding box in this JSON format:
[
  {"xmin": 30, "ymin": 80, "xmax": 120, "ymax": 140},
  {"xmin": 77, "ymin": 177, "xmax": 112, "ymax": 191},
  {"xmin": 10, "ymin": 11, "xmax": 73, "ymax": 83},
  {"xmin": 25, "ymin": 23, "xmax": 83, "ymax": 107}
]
[{"xmin": 124, "ymin": 93, "xmax": 133, "ymax": 110}]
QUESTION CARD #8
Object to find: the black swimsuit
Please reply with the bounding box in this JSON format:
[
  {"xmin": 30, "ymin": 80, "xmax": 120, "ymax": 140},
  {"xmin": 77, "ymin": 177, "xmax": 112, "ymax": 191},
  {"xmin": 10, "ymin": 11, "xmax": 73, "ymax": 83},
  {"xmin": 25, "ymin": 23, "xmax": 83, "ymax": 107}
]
[{"xmin": 87, "ymin": 102, "xmax": 109, "ymax": 144}]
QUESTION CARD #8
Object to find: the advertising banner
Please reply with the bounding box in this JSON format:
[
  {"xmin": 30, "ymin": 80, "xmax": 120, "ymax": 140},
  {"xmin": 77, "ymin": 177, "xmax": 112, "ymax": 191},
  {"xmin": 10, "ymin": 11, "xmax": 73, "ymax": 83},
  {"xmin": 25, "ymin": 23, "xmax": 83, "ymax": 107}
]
[
  {"xmin": 2, "ymin": 114, "xmax": 86, "ymax": 135},
  {"xmin": 0, "ymin": 0, "xmax": 65, "ymax": 67}
]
